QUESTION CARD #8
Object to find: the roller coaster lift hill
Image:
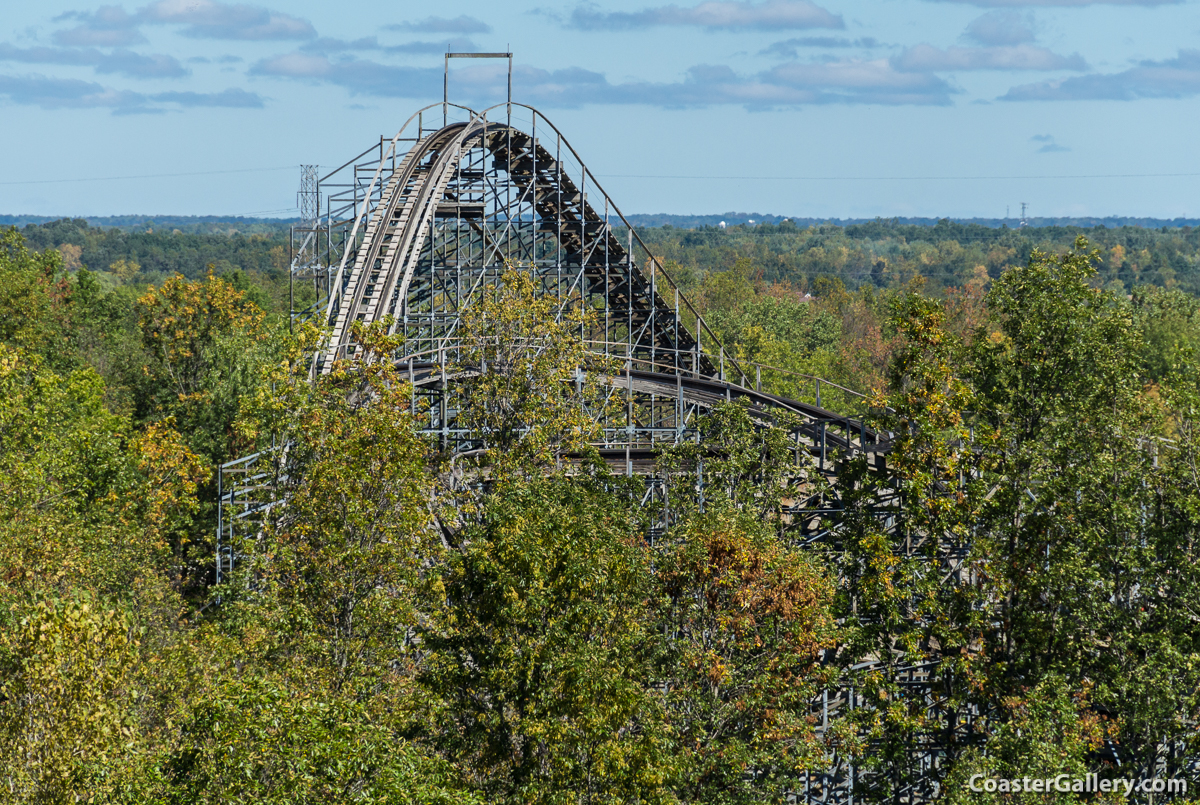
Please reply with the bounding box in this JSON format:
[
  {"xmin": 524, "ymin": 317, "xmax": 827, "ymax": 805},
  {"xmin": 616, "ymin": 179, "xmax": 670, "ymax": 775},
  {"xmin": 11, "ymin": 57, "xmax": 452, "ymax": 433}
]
[{"xmin": 214, "ymin": 57, "xmax": 1073, "ymax": 804}]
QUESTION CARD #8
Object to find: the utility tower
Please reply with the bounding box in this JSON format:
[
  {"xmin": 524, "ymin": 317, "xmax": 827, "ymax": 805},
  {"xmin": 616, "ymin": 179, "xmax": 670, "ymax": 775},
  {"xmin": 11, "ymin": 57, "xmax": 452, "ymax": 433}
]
[
  {"xmin": 289, "ymin": 164, "xmax": 329, "ymax": 329},
  {"xmin": 297, "ymin": 164, "xmax": 318, "ymax": 226}
]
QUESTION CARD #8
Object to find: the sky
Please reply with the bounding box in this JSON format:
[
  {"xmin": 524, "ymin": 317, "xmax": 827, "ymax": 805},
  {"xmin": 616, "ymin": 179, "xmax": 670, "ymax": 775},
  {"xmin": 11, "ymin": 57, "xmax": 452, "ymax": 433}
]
[{"xmin": 1, "ymin": 0, "xmax": 1198, "ymax": 220}]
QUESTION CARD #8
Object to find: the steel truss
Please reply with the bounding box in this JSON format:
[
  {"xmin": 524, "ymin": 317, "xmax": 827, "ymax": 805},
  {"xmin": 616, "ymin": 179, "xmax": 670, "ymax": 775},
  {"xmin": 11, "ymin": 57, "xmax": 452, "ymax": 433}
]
[{"xmin": 218, "ymin": 102, "xmax": 979, "ymax": 804}]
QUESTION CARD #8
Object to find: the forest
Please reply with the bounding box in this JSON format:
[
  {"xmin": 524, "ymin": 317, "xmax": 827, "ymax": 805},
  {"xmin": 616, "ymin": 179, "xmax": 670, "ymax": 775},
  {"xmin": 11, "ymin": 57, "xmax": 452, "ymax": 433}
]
[
  {"xmin": 641, "ymin": 218, "xmax": 1200, "ymax": 297},
  {"xmin": 16, "ymin": 215, "xmax": 1200, "ymax": 298},
  {"xmin": 3, "ymin": 217, "xmax": 1200, "ymax": 804}
]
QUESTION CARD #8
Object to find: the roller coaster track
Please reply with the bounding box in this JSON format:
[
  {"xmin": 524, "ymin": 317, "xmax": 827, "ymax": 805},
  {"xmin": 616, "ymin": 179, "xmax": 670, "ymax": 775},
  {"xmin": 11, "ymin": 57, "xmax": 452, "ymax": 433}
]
[
  {"xmin": 221, "ymin": 102, "xmax": 972, "ymax": 804},
  {"xmin": 314, "ymin": 106, "xmax": 720, "ymax": 379},
  {"xmin": 323, "ymin": 123, "xmax": 468, "ymax": 366}
]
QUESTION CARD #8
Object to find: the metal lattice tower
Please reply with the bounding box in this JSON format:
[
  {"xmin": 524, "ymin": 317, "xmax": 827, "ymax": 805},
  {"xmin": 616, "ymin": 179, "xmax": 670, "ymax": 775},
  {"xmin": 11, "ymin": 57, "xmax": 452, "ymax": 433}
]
[
  {"xmin": 297, "ymin": 164, "xmax": 319, "ymax": 227},
  {"xmin": 287, "ymin": 164, "xmax": 332, "ymax": 328}
]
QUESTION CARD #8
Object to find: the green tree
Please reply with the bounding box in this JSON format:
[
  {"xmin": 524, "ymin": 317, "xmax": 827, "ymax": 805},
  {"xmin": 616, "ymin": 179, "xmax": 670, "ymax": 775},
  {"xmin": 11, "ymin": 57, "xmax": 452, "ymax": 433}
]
[
  {"xmin": 940, "ymin": 237, "xmax": 1198, "ymax": 788},
  {"xmin": 452, "ymin": 268, "xmax": 615, "ymax": 477},
  {"xmin": 135, "ymin": 271, "xmax": 277, "ymax": 465},
  {"xmin": 831, "ymin": 291, "xmax": 992, "ymax": 798},
  {"xmin": 0, "ymin": 342, "xmax": 206, "ymax": 604},
  {"xmin": 1132, "ymin": 284, "xmax": 1200, "ymax": 381},
  {"xmin": 164, "ymin": 675, "xmax": 478, "ymax": 805},
  {"xmin": 940, "ymin": 677, "xmax": 1117, "ymax": 805},
  {"xmin": 656, "ymin": 402, "xmax": 841, "ymax": 803},
  {"xmin": 424, "ymin": 471, "xmax": 671, "ymax": 805},
  {"xmin": 970, "ymin": 239, "xmax": 1149, "ymax": 687},
  {"xmin": 235, "ymin": 322, "xmax": 441, "ymax": 697},
  {"xmin": 0, "ymin": 228, "xmax": 72, "ymax": 369}
]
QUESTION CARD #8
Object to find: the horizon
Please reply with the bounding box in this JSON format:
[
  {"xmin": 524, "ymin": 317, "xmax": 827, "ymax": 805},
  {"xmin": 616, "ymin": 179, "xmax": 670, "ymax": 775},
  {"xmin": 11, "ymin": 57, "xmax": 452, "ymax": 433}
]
[
  {"xmin": 5, "ymin": 212, "xmax": 1200, "ymax": 232},
  {"xmin": 3, "ymin": 1, "xmax": 1200, "ymax": 220}
]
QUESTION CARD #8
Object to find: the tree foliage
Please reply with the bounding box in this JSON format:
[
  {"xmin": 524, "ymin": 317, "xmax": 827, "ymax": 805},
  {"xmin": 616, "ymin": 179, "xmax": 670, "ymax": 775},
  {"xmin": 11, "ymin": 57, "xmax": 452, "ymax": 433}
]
[
  {"xmin": 658, "ymin": 504, "xmax": 836, "ymax": 804},
  {"xmin": 452, "ymin": 268, "xmax": 616, "ymax": 475},
  {"xmin": 0, "ymin": 596, "xmax": 135, "ymax": 804},
  {"xmin": 425, "ymin": 472, "xmax": 670, "ymax": 805}
]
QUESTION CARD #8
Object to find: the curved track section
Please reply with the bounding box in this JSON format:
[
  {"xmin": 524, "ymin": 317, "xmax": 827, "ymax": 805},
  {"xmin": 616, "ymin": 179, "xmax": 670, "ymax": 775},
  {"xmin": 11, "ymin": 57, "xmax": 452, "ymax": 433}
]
[
  {"xmin": 320, "ymin": 108, "xmax": 716, "ymax": 380},
  {"xmin": 323, "ymin": 122, "xmax": 470, "ymax": 367},
  {"xmin": 315, "ymin": 105, "xmax": 879, "ymax": 456}
]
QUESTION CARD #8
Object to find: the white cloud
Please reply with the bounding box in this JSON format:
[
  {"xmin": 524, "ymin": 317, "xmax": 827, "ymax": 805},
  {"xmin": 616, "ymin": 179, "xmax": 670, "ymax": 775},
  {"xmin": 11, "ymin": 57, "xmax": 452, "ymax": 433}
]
[
  {"xmin": 53, "ymin": 6, "xmax": 146, "ymax": 46},
  {"xmin": 1031, "ymin": 133, "xmax": 1070, "ymax": 151},
  {"xmin": 764, "ymin": 58, "xmax": 954, "ymax": 103},
  {"xmin": 252, "ymin": 50, "xmax": 954, "ymax": 108},
  {"xmin": 0, "ymin": 72, "xmax": 263, "ymax": 111},
  {"xmin": 298, "ymin": 36, "xmax": 479, "ymax": 56},
  {"xmin": 0, "ymin": 43, "xmax": 188, "ymax": 79},
  {"xmin": 929, "ymin": 0, "xmax": 1176, "ymax": 6},
  {"xmin": 568, "ymin": 0, "xmax": 843, "ymax": 31},
  {"xmin": 51, "ymin": 1, "xmax": 316, "ymax": 45},
  {"xmin": 138, "ymin": 0, "xmax": 315, "ymax": 40},
  {"xmin": 252, "ymin": 52, "xmax": 331, "ymax": 78},
  {"xmin": 1002, "ymin": 49, "xmax": 1200, "ymax": 99},
  {"xmin": 893, "ymin": 43, "xmax": 1087, "ymax": 71},
  {"xmin": 965, "ymin": 10, "xmax": 1036, "ymax": 45},
  {"xmin": 387, "ymin": 15, "xmax": 491, "ymax": 34},
  {"xmin": 760, "ymin": 36, "xmax": 881, "ymax": 57}
]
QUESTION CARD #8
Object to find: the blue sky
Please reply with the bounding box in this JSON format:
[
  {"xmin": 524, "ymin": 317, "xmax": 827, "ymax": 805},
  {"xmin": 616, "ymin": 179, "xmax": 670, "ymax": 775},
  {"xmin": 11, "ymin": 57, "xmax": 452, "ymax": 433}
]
[{"xmin": 2, "ymin": 0, "xmax": 1198, "ymax": 219}]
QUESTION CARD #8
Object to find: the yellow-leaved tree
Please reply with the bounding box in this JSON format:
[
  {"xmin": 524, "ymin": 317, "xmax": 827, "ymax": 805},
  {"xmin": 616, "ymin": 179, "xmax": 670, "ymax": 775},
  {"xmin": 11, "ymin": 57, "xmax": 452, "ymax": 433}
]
[{"xmin": 452, "ymin": 267, "xmax": 617, "ymax": 477}]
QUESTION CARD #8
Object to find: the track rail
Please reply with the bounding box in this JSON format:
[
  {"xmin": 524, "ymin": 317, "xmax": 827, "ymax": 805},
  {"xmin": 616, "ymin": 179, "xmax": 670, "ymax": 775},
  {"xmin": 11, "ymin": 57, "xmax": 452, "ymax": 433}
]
[{"xmin": 317, "ymin": 106, "xmax": 724, "ymax": 380}]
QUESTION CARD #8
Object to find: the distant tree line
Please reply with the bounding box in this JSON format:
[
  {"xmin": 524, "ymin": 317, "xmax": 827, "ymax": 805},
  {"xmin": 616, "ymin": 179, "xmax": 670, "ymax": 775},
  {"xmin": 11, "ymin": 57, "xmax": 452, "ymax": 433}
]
[
  {"xmin": 625, "ymin": 213, "xmax": 1200, "ymax": 229},
  {"xmin": 17, "ymin": 218, "xmax": 290, "ymax": 284},
  {"xmin": 14, "ymin": 216, "xmax": 1200, "ymax": 307},
  {"xmin": 638, "ymin": 218, "xmax": 1200, "ymax": 297},
  {"xmin": 0, "ymin": 214, "xmax": 295, "ymax": 234}
]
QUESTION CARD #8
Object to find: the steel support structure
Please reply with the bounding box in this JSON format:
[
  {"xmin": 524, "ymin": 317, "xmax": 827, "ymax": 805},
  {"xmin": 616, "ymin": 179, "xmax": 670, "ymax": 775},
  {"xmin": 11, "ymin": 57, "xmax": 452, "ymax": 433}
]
[{"xmin": 218, "ymin": 102, "xmax": 975, "ymax": 804}]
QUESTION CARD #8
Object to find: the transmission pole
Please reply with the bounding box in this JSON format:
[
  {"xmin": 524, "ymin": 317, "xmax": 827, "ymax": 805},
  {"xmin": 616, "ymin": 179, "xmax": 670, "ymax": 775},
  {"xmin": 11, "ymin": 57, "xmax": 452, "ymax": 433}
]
[
  {"xmin": 297, "ymin": 165, "xmax": 319, "ymax": 228},
  {"xmin": 290, "ymin": 165, "xmax": 322, "ymax": 332}
]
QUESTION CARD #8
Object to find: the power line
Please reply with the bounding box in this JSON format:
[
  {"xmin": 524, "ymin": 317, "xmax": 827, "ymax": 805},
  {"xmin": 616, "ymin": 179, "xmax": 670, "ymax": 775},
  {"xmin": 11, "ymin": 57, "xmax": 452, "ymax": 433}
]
[
  {"xmin": 6, "ymin": 166, "xmax": 1193, "ymax": 187},
  {"xmin": 0, "ymin": 166, "xmax": 297, "ymax": 186},
  {"xmin": 7, "ymin": 166, "xmax": 1194, "ymax": 187},
  {"xmin": 599, "ymin": 171, "xmax": 1200, "ymax": 181}
]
